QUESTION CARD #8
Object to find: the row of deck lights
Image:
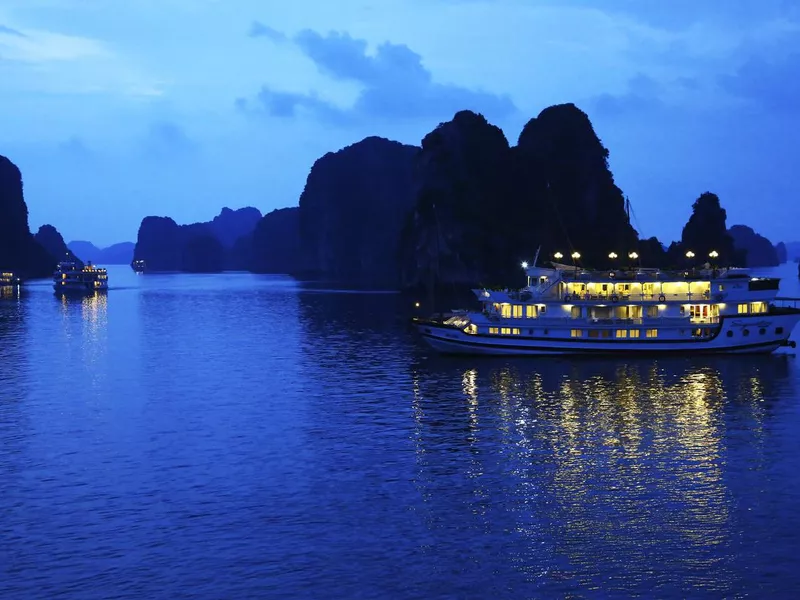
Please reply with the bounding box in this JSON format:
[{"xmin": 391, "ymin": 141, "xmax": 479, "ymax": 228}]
[{"xmin": 521, "ymin": 249, "xmax": 720, "ymax": 270}]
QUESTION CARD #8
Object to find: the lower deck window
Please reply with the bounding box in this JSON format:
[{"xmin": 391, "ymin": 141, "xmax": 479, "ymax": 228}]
[
  {"xmin": 571, "ymin": 329, "xmax": 582, "ymax": 338},
  {"xmin": 489, "ymin": 327, "xmax": 499, "ymax": 334},
  {"xmin": 500, "ymin": 327, "xmax": 520, "ymax": 335},
  {"xmin": 629, "ymin": 329, "xmax": 640, "ymax": 338},
  {"xmin": 615, "ymin": 330, "xmax": 627, "ymax": 338},
  {"xmin": 646, "ymin": 329, "xmax": 658, "ymax": 338}
]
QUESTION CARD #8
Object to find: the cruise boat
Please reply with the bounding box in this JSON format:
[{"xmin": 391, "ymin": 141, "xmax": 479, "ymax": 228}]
[
  {"xmin": 0, "ymin": 271, "xmax": 21, "ymax": 286},
  {"xmin": 53, "ymin": 260, "xmax": 108, "ymax": 293},
  {"xmin": 131, "ymin": 259, "xmax": 147, "ymax": 273},
  {"xmin": 414, "ymin": 255, "xmax": 800, "ymax": 355}
]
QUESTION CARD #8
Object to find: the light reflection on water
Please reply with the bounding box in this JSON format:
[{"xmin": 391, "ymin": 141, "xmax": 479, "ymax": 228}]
[{"xmin": 0, "ymin": 265, "xmax": 798, "ymax": 598}]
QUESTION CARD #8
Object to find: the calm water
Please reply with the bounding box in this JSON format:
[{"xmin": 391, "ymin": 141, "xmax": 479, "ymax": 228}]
[{"xmin": 1, "ymin": 264, "xmax": 800, "ymax": 598}]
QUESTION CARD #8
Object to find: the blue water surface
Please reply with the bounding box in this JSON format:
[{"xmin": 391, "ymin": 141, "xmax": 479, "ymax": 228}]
[{"xmin": 1, "ymin": 264, "xmax": 799, "ymax": 599}]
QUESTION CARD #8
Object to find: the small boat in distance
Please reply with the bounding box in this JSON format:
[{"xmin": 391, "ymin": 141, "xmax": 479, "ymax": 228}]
[
  {"xmin": 131, "ymin": 259, "xmax": 147, "ymax": 273},
  {"xmin": 53, "ymin": 260, "xmax": 108, "ymax": 293},
  {"xmin": 0, "ymin": 271, "xmax": 21, "ymax": 286},
  {"xmin": 414, "ymin": 255, "xmax": 800, "ymax": 356}
]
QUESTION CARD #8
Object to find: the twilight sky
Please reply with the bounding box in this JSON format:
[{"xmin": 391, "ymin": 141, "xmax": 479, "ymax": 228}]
[{"xmin": 1, "ymin": 0, "xmax": 798, "ymax": 247}]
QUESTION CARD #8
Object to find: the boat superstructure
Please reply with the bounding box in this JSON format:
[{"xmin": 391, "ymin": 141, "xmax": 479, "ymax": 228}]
[
  {"xmin": 415, "ymin": 262, "xmax": 800, "ymax": 355},
  {"xmin": 0, "ymin": 271, "xmax": 21, "ymax": 286},
  {"xmin": 53, "ymin": 260, "xmax": 108, "ymax": 293}
]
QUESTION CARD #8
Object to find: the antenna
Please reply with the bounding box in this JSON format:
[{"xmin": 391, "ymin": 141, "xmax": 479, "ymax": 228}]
[{"xmin": 533, "ymin": 245, "xmax": 541, "ymax": 267}]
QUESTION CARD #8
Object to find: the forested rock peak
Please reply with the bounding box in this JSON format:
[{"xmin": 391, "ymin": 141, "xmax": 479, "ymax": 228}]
[
  {"xmin": 680, "ymin": 192, "xmax": 736, "ymax": 264},
  {"xmin": 728, "ymin": 225, "xmax": 779, "ymax": 267},
  {"xmin": 34, "ymin": 224, "xmax": 82, "ymax": 266},
  {"xmin": 514, "ymin": 103, "xmax": 637, "ymax": 268},
  {"xmin": 0, "ymin": 154, "xmax": 55, "ymax": 278},
  {"xmin": 298, "ymin": 135, "xmax": 418, "ymax": 284}
]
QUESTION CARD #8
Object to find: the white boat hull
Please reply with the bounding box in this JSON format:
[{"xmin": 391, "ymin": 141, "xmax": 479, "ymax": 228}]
[{"xmin": 415, "ymin": 313, "xmax": 800, "ymax": 356}]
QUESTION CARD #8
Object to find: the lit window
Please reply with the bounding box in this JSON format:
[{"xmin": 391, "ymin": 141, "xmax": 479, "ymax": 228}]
[
  {"xmin": 489, "ymin": 327, "xmax": 499, "ymax": 334},
  {"xmin": 737, "ymin": 304, "xmax": 749, "ymax": 314},
  {"xmin": 646, "ymin": 306, "xmax": 658, "ymax": 318},
  {"xmin": 615, "ymin": 330, "xmax": 627, "ymax": 338},
  {"xmin": 570, "ymin": 306, "xmax": 581, "ymax": 319},
  {"xmin": 501, "ymin": 327, "xmax": 511, "ymax": 335},
  {"xmin": 525, "ymin": 305, "xmax": 536, "ymax": 318},
  {"xmin": 512, "ymin": 328, "xmax": 521, "ymax": 335},
  {"xmin": 646, "ymin": 329, "xmax": 658, "ymax": 338},
  {"xmin": 501, "ymin": 304, "xmax": 512, "ymax": 318},
  {"xmin": 749, "ymin": 302, "xmax": 766, "ymax": 314},
  {"xmin": 629, "ymin": 329, "xmax": 640, "ymax": 338},
  {"xmin": 571, "ymin": 329, "xmax": 582, "ymax": 338},
  {"xmin": 512, "ymin": 305, "xmax": 523, "ymax": 318}
]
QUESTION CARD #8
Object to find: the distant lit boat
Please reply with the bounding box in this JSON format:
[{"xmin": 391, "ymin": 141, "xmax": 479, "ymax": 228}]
[
  {"xmin": 414, "ymin": 255, "xmax": 800, "ymax": 355},
  {"xmin": 53, "ymin": 260, "xmax": 108, "ymax": 293},
  {"xmin": 131, "ymin": 259, "xmax": 147, "ymax": 273},
  {"xmin": 0, "ymin": 271, "xmax": 21, "ymax": 286}
]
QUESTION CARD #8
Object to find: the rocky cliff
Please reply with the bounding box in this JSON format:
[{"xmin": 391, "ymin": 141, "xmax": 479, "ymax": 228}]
[
  {"xmin": 132, "ymin": 207, "xmax": 262, "ymax": 272},
  {"xmin": 400, "ymin": 105, "xmax": 639, "ymax": 290},
  {"xmin": 299, "ymin": 136, "xmax": 418, "ymax": 285},
  {"xmin": 0, "ymin": 155, "xmax": 55, "ymax": 278},
  {"xmin": 775, "ymin": 241, "xmax": 788, "ymax": 264},
  {"xmin": 250, "ymin": 207, "xmax": 302, "ymax": 274},
  {"xmin": 728, "ymin": 225, "xmax": 779, "ymax": 267},
  {"xmin": 35, "ymin": 225, "xmax": 83, "ymax": 267},
  {"xmin": 677, "ymin": 192, "xmax": 739, "ymax": 266}
]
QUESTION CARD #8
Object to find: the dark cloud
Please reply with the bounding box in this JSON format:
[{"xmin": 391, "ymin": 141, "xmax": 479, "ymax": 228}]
[
  {"xmin": 0, "ymin": 24, "xmax": 25, "ymax": 37},
  {"xmin": 242, "ymin": 28, "xmax": 515, "ymax": 123},
  {"xmin": 248, "ymin": 21, "xmax": 286, "ymax": 42},
  {"xmin": 142, "ymin": 122, "xmax": 199, "ymax": 159},
  {"xmin": 719, "ymin": 53, "xmax": 800, "ymax": 113},
  {"xmin": 591, "ymin": 73, "xmax": 663, "ymax": 116}
]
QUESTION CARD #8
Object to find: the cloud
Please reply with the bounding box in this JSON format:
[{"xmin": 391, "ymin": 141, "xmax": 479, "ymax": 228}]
[
  {"xmin": 591, "ymin": 73, "xmax": 663, "ymax": 116},
  {"xmin": 0, "ymin": 24, "xmax": 25, "ymax": 37},
  {"xmin": 247, "ymin": 21, "xmax": 285, "ymax": 43},
  {"xmin": 241, "ymin": 28, "xmax": 515, "ymax": 123},
  {"xmin": 720, "ymin": 53, "xmax": 800, "ymax": 113}
]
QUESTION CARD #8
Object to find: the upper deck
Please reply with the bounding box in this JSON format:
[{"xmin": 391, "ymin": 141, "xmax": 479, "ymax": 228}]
[{"xmin": 476, "ymin": 264, "xmax": 780, "ymax": 305}]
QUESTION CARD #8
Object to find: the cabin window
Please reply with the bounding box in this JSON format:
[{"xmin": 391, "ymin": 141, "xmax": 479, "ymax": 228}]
[
  {"xmin": 776, "ymin": 327, "xmax": 784, "ymax": 335},
  {"xmin": 571, "ymin": 329, "xmax": 582, "ymax": 338},
  {"xmin": 526, "ymin": 305, "xmax": 536, "ymax": 318},
  {"xmin": 511, "ymin": 305, "xmax": 522, "ymax": 318},
  {"xmin": 540, "ymin": 305, "xmax": 547, "ymax": 314},
  {"xmin": 489, "ymin": 327, "xmax": 499, "ymax": 334},
  {"xmin": 512, "ymin": 328, "xmax": 520, "ymax": 335},
  {"xmin": 646, "ymin": 329, "xmax": 658, "ymax": 338},
  {"xmin": 588, "ymin": 330, "xmax": 599, "ymax": 339},
  {"xmin": 601, "ymin": 330, "xmax": 612, "ymax": 339},
  {"xmin": 737, "ymin": 304, "xmax": 749, "ymax": 314},
  {"xmin": 629, "ymin": 329, "xmax": 640, "ymax": 338},
  {"xmin": 718, "ymin": 284, "xmax": 725, "ymax": 291},
  {"xmin": 759, "ymin": 328, "xmax": 766, "ymax": 335},
  {"xmin": 749, "ymin": 302, "xmax": 767, "ymax": 314},
  {"xmin": 743, "ymin": 329, "xmax": 750, "ymax": 337},
  {"xmin": 570, "ymin": 306, "xmax": 581, "ymax": 319},
  {"xmin": 501, "ymin": 327, "xmax": 511, "ymax": 335},
  {"xmin": 726, "ymin": 331, "xmax": 733, "ymax": 337},
  {"xmin": 465, "ymin": 324, "xmax": 478, "ymax": 335},
  {"xmin": 615, "ymin": 330, "xmax": 627, "ymax": 338},
  {"xmin": 501, "ymin": 304, "xmax": 512, "ymax": 318},
  {"xmin": 646, "ymin": 306, "xmax": 659, "ymax": 318}
]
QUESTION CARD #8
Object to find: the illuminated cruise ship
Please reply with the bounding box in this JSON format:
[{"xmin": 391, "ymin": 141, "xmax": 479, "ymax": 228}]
[
  {"xmin": 53, "ymin": 260, "xmax": 108, "ymax": 293},
  {"xmin": 415, "ymin": 251, "xmax": 800, "ymax": 355}
]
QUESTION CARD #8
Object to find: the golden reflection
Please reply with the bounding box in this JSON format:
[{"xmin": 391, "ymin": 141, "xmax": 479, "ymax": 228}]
[{"xmin": 409, "ymin": 356, "xmax": 789, "ymax": 587}]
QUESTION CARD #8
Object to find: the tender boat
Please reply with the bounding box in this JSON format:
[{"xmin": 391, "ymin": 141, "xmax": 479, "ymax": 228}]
[
  {"xmin": 53, "ymin": 260, "xmax": 108, "ymax": 293},
  {"xmin": 414, "ymin": 255, "xmax": 800, "ymax": 355},
  {"xmin": 0, "ymin": 271, "xmax": 21, "ymax": 286},
  {"xmin": 131, "ymin": 259, "xmax": 147, "ymax": 273}
]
